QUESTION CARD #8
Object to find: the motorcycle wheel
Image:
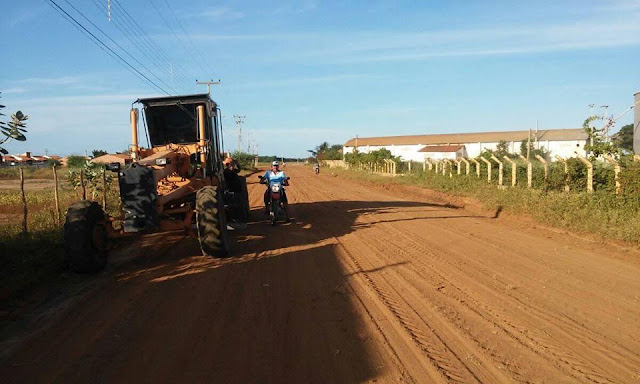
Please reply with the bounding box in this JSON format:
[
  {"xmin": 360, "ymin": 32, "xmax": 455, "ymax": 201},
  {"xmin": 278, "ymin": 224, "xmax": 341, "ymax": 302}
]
[{"xmin": 271, "ymin": 199, "xmax": 279, "ymax": 226}]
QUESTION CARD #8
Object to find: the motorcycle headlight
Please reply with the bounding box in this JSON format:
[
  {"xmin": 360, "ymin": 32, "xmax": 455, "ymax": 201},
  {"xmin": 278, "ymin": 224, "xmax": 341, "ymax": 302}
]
[{"xmin": 271, "ymin": 184, "xmax": 280, "ymax": 192}]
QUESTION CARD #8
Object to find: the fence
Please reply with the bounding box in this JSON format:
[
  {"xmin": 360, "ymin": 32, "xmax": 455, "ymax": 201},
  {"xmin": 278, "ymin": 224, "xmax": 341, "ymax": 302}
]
[
  {"xmin": 1, "ymin": 165, "xmax": 114, "ymax": 235},
  {"xmin": 345, "ymin": 155, "xmax": 640, "ymax": 196}
]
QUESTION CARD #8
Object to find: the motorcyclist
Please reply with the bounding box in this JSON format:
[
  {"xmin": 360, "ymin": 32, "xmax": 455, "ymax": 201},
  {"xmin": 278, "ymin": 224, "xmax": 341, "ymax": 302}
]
[
  {"xmin": 313, "ymin": 162, "xmax": 320, "ymax": 174},
  {"xmin": 261, "ymin": 161, "xmax": 289, "ymax": 213}
]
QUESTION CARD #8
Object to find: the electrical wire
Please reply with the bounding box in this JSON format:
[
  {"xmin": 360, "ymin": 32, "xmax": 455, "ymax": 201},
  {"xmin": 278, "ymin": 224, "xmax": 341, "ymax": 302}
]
[
  {"xmin": 110, "ymin": 0, "xmax": 194, "ymax": 91},
  {"xmin": 63, "ymin": 0, "xmax": 178, "ymax": 95},
  {"xmin": 45, "ymin": 0, "xmax": 170, "ymax": 95},
  {"xmin": 88, "ymin": 0, "xmax": 179, "ymax": 84},
  {"xmin": 148, "ymin": 0, "xmax": 202, "ymax": 80},
  {"xmin": 161, "ymin": 0, "xmax": 212, "ymax": 74}
]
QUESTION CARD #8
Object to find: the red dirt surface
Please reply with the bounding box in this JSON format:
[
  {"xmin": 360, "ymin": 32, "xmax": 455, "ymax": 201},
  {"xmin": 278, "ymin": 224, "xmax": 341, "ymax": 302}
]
[{"xmin": 1, "ymin": 165, "xmax": 639, "ymax": 383}]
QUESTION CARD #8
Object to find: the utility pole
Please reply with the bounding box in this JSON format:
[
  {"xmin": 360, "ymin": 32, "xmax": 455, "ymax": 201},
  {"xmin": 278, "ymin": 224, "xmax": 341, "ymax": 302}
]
[
  {"xmin": 195, "ymin": 79, "xmax": 221, "ymax": 95},
  {"xmin": 234, "ymin": 115, "xmax": 245, "ymax": 152}
]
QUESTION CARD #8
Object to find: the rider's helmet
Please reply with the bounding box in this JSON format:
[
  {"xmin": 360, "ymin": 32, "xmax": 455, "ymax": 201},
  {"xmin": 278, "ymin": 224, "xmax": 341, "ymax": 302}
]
[{"xmin": 272, "ymin": 161, "xmax": 279, "ymax": 167}]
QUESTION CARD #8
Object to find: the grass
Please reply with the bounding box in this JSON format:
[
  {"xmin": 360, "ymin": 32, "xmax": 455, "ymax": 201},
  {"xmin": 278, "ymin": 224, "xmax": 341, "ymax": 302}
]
[
  {"xmin": 0, "ymin": 183, "xmax": 121, "ymax": 302},
  {"xmin": 337, "ymin": 167, "xmax": 640, "ymax": 245},
  {"xmin": 0, "ymin": 166, "xmax": 59, "ymax": 180}
]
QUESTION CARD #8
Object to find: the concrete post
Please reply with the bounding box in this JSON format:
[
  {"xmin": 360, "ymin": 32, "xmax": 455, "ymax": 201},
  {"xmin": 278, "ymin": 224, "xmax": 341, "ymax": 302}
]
[
  {"xmin": 555, "ymin": 155, "xmax": 570, "ymax": 192},
  {"xmin": 460, "ymin": 157, "xmax": 470, "ymax": 175},
  {"xmin": 503, "ymin": 156, "xmax": 517, "ymax": 187},
  {"xmin": 577, "ymin": 155, "xmax": 593, "ymax": 193},
  {"xmin": 480, "ymin": 157, "xmax": 492, "ymax": 182},
  {"xmin": 603, "ymin": 155, "xmax": 621, "ymax": 194},
  {"xmin": 422, "ymin": 160, "xmax": 426, "ymax": 172},
  {"xmin": 518, "ymin": 155, "xmax": 532, "ymax": 189},
  {"xmin": 535, "ymin": 154, "xmax": 549, "ymax": 181},
  {"xmin": 448, "ymin": 160, "xmax": 453, "ymax": 178},
  {"xmin": 456, "ymin": 160, "xmax": 462, "ymax": 175},
  {"xmin": 442, "ymin": 161, "xmax": 446, "ymax": 176},
  {"xmin": 470, "ymin": 158, "xmax": 480, "ymax": 178},
  {"xmin": 408, "ymin": 161, "xmax": 412, "ymax": 173},
  {"xmin": 634, "ymin": 154, "xmax": 640, "ymax": 162},
  {"xmin": 491, "ymin": 155, "xmax": 504, "ymax": 186}
]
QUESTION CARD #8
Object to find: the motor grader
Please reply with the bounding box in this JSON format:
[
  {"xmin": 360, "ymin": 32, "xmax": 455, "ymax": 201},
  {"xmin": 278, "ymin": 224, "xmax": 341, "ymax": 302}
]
[{"xmin": 64, "ymin": 94, "xmax": 249, "ymax": 272}]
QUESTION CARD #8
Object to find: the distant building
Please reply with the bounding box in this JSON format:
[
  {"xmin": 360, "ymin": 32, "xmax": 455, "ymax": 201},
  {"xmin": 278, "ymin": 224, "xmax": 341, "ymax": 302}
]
[
  {"xmin": 0, "ymin": 152, "xmax": 60, "ymax": 166},
  {"xmin": 343, "ymin": 128, "xmax": 588, "ymax": 162}
]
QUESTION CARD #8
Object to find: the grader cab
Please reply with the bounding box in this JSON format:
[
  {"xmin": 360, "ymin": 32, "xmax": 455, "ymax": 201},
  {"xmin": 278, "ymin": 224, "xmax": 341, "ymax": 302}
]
[{"xmin": 64, "ymin": 94, "xmax": 248, "ymax": 273}]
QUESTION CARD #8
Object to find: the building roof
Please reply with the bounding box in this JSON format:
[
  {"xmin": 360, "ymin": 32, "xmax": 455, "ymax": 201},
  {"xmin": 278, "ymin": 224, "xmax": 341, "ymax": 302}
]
[
  {"xmin": 418, "ymin": 145, "xmax": 463, "ymax": 153},
  {"xmin": 344, "ymin": 128, "xmax": 587, "ymax": 147}
]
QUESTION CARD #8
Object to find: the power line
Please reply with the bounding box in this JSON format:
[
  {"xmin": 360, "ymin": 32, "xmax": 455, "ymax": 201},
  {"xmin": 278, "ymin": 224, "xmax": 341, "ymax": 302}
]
[
  {"xmin": 110, "ymin": 0, "xmax": 194, "ymax": 91},
  {"xmin": 45, "ymin": 0, "xmax": 170, "ymax": 95},
  {"xmin": 63, "ymin": 0, "xmax": 178, "ymax": 95},
  {"xmin": 160, "ymin": 0, "xmax": 212, "ymax": 74},
  {"xmin": 89, "ymin": 0, "xmax": 170, "ymax": 75},
  {"xmin": 147, "ymin": 0, "xmax": 201, "ymax": 85}
]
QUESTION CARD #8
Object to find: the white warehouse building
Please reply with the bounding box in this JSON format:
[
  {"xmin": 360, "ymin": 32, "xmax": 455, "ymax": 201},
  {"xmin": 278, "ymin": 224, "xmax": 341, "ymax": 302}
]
[{"xmin": 343, "ymin": 129, "xmax": 588, "ymax": 162}]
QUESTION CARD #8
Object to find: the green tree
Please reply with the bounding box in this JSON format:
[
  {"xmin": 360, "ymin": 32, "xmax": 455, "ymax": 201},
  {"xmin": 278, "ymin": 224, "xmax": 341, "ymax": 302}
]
[
  {"xmin": 583, "ymin": 116, "xmax": 617, "ymax": 160},
  {"xmin": 612, "ymin": 124, "xmax": 634, "ymax": 152},
  {"xmin": 92, "ymin": 149, "xmax": 108, "ymax": 158},
  {"xmin": 495, "ymin": 140, "xmax": 510, "ymax": 158},
  {"xmin": 308, "ymin": 142, "xmax": 342, "ymax": 160},
  {"xmin": 519, "ymin": 139, "xmax": 549, "ymax": 160},
  {"xmin": 0, "ymin": 92, "xmax": 28, "ymax": 156},
  {"xmin": 66, "ymin": 155, "xmax": 89, "ymax": 168}
]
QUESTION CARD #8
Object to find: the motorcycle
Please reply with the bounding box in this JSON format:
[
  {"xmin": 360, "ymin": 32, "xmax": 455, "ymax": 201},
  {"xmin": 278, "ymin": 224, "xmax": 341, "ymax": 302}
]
[
  {"xmin": 259, "ymin": 175, "xmax": 290, "ymax": 226},
  {"xmin": 313, "ymin": 164, "xmax": 320, "ymax": 174}
]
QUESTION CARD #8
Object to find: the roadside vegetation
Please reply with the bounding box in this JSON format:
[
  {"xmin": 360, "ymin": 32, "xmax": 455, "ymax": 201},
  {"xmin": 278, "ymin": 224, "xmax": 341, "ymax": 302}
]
[
  {"xmin": 339, "ymin": 156, "xmax": 640, "ymax": 245},
  {"xmin": 0, "ymin": 158, "xmax": 120, "ymax": 302}
]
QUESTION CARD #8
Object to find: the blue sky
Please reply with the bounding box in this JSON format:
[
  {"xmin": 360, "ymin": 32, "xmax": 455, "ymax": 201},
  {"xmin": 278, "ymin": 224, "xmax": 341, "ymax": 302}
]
[{"xmin": 1, "ymin": 0, "xmax": 639, "ymax": 157}]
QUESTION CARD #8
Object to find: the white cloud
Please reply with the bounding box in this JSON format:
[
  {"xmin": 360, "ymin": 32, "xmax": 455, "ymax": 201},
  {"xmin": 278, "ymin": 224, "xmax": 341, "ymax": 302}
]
[
  {"xmin": 197, "ymin": 7, "xmax": 244, "ymax": 20},
  {"xmin": 1, "ymin": 88, "xmax": 27, "ymax": 95},
  {"xmin": 234, "ymin": 74, "xmax": 377, "ymax": 89}
]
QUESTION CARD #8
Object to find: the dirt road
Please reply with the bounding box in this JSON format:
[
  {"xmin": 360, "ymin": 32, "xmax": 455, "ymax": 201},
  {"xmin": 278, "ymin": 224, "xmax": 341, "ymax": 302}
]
[{"xmin": 2, "ymin": 165, "xmax": 639, "ymax": 383}]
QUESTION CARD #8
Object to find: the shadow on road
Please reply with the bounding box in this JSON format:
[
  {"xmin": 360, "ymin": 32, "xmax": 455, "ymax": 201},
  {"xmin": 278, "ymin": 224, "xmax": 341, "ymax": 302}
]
[{"xmin": 1, "ymin": 197, "xmax": 478, "ymax": 383}]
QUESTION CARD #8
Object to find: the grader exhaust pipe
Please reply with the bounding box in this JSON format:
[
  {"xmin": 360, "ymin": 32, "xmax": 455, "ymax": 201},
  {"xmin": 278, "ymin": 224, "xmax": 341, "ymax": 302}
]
[
  {"xmin": 130, "ymin": 108, "xmax": 139, "ymax": 161},
  {"xmin": 197, "ymin": 105, "xmax": 206, "ymax": 167}
]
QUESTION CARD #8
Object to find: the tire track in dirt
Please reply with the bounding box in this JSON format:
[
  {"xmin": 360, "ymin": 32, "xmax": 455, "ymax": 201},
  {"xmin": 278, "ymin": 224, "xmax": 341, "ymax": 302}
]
[{"xmin": 376, "ymin": 213, "xmax": 640, "ymax": 378}]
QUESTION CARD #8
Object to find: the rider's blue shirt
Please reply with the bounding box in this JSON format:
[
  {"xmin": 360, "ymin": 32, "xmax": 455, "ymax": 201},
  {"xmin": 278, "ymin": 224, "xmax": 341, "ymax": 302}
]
[{"xmin": 263, "ymin": 170, "xmax": 287, "ymax": 186}]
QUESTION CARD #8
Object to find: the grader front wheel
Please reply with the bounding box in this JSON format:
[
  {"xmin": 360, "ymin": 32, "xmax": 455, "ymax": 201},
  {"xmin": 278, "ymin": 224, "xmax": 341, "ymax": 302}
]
[
  {"xmin": 196, "ymin": 186, "xmax": 229, "ymax": 257},
  {"xmin": 64, "ymin": 200, "xmax": 108, "ymax": 273}
]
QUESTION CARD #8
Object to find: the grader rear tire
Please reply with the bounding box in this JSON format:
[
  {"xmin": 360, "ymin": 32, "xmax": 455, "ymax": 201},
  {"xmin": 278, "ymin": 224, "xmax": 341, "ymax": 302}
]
[
  {"xmin": 196, "ymin": 186, "xmax": 229, "ymax": 257},
  {"xmin": 64, "ymin": 200, "xmax": 108, "ymax": 273}
]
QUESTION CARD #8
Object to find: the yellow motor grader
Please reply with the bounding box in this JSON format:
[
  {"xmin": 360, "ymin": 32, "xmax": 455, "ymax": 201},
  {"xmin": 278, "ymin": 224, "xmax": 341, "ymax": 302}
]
[{"xmin": 64, "ymin": 94, "xmax": 248, "ymax": 272}]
